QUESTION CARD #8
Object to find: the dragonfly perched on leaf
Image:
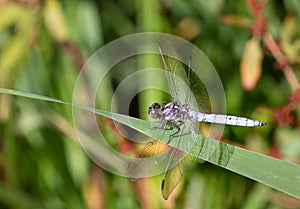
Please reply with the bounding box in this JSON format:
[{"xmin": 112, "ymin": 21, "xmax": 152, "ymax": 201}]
[{"xmin": 128, "ymin": 39, "xmax": 266, "ymax": 200}]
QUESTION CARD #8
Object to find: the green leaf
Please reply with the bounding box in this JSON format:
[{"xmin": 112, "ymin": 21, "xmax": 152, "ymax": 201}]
[{"xmin": 0, "ymin": 87, "xmax": 300, "ymax": 199}]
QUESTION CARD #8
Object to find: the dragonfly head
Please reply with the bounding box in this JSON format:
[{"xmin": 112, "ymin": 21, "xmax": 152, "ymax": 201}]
[{"xmin": 148, "ymin": 102, "xmax": 161, "ymax": 119}]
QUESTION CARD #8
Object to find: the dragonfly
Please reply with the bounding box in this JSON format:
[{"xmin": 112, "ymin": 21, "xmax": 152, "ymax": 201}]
[{"xmin": 128, "ymin": 39, "xmax": 266, "ymax": 200}]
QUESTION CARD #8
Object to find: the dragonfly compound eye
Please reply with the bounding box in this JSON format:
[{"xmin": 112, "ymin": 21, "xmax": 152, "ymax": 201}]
[
  {"xmin": 150, "ymin": 102, "xmax": 160, "ymax": 110},
  {"xmin": 147, "ymin": 103, "xmax": 161, "ymax": 118},
  {"xmin": 154, "ymin": 103, "xmax": 161, "ymax": 109}
]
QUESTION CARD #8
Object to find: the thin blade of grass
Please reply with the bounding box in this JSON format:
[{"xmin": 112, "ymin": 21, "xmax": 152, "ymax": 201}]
[{"xmin": 0, "ymin": 87, "xmax": 300, "ymax": 199}]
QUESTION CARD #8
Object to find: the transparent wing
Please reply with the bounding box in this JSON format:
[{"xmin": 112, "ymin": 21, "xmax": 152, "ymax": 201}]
[
  {"xmin": 127, "ymin": 140, "xmax": 172, "ymax": 180},
  {"xmin": 158, "ymin": 39, "xmax": 210, "ymax": 113},
  {"xmin": 158, "ymin": 39, "xmax": 190, "ymax": 104},
  {"xmin": 187, "ymin": 55, "xmax": 211, "ymax": 113},
  {"xmin": 161, "ymin": 124, "xmax": 198, "ymax": 199},
  {"xmin": 128, "ymin": 39, "xmax": 211, "ymax": 200},
  {"xmin": 158, "ymin": 39, "xmax": 205, "ymax": 199},
  {"xmin": 161, "ymin": 151, "xmax": 196, "ymax": 199}
]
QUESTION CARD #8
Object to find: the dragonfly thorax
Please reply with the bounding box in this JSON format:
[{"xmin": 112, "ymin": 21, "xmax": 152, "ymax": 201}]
[{"xmin": 148, "ymin": 101, "xmax": 191, "ymax": 122}]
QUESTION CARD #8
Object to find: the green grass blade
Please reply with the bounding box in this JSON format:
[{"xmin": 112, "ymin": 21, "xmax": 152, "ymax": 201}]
[
  {"xmin": 0, "ymin": 184, "xmax": 51, "ymax": 209},
  {"xmin": 0, "ymin": 87, "xmax": 299, "ymax": 199}
]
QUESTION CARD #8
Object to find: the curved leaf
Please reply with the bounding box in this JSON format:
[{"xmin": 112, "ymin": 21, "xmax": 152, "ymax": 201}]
[{"xmin": 0, "ymin": 87, "xmax": 299, "ymax": 199}]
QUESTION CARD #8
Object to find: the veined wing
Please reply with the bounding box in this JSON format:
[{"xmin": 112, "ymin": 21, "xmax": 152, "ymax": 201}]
[
  {"xmin": 161, "ymin": 151, "xmax": 196, "ymax": 200},
  {"xmin": 158, "ymin": 39, "xmax": 210, "ymax": 112},
  {"xmin": 160, "ymin": 120, "xmax": 200, "ymax": 199},
  {"xmin": 158, "ymin": 39, "xmax": 202, "ymax": 200},
  {"xmin": 128, "ymin": 39, "xmax": 209, "ymax": 200},
  {"xmin": 127, "ymin": 140, "xmax": 171, "ymax": 180},
  {"xmin": 158, "ymin": 39, "xmax": 190, "ymax": 104}
]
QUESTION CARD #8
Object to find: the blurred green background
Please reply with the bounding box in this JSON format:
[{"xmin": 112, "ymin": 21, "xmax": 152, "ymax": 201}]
[{"xmin": 0, "ymin": 0, "xmax": 300, "ymax": 208}]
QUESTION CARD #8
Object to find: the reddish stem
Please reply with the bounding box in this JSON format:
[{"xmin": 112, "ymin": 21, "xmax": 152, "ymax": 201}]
[{"xmin": 263, "ymin": 33, "xmax": 300, "ymax": 91}]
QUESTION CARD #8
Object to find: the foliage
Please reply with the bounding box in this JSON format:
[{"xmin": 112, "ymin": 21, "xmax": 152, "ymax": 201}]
[{"xmin": 0, "ymin": 0, "xmax": 300, "ymax": 209}]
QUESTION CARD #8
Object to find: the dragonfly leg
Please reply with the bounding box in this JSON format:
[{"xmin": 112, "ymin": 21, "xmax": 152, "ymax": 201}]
[
  {"xmin": 150, "ymin": 120, "xmax": 175, "ymax": 131},
  {"xmin": 167, "ymin": 121, "xmax": 184, "ymax": 144},
  {"xmin": 164, "ymin": 121, "xmax": 177, "ymax": 130}
]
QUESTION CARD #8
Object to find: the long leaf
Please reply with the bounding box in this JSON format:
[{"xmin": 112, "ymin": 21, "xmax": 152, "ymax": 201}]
[{"xmin": 0, "ymin": 87, "xmax": 300, "ymax": 199}]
